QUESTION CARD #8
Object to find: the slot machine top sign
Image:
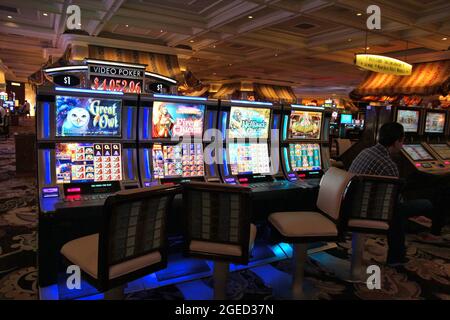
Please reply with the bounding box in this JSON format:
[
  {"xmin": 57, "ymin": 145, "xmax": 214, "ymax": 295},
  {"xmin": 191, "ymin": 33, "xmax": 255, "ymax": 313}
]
[{"xmin": 87, "ymin": 60, "xmax": 146, "ymax": 94}]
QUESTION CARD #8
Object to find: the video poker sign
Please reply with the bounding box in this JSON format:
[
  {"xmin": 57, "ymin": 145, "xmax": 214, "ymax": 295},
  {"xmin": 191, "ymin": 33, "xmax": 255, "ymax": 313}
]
[{"xmin": 88, "ymin": 62, "xmax": 145, "ymax": 94}]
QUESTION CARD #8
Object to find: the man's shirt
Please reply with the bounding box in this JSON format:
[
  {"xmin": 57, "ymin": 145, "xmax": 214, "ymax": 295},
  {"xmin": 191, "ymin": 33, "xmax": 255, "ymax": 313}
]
[{"xmin": 349, "ymin": 143, "xmax": 399, "ymax": 177}]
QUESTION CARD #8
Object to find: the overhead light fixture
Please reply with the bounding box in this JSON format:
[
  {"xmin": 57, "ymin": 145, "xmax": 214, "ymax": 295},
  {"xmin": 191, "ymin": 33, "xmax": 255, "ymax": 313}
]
[
  {"xmin": 7, "ymin": 16, "xmax": 12, "ymax": 19},
  {"xmin": 274, "ymin": 53, "xmax": 278, "ymax": 57},
  {"xmin": 160, "ymin": 29, "xmax": 163, "ymax": 32},
  {"xmin": 355, "ymin": 54, "xmax": 412, "ymax": 75},
  {"xmin": 43, "ymin": 13, "xmax": 48, "ymax": 16},
  {"xmin": 212, "ymin": 45, "xmax": 216, "ymax": 48},
  {"xmin": 248, "ymin": 15, "xmax": 253, "ymax": 19},
  {"xmin": 356, "ymin": 13, "xmax": 362, "ymax": 16},
  {"xmin": 125, "ymin": 24, "xmax": 129, "ymax": 27},
  {"xmin": 348, "ymin": 38, "xmax": 352, "ymax": 42},
  {"xmin": 11, "ymin": 82, "xmax": 21, "ymax": 86},
  {"xmin": 443, "ymin": 37, "xmax": 448, "ymax": 41},
  {"xmin": 189, "ymin": 40, "xmax": 195, "ymax": 43}
]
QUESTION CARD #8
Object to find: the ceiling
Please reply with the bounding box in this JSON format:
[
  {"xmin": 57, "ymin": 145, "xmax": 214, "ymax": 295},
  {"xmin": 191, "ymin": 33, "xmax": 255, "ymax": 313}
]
[{"xmin": 0, "ymin": 0, "xmax": 449, "ymax": 97}]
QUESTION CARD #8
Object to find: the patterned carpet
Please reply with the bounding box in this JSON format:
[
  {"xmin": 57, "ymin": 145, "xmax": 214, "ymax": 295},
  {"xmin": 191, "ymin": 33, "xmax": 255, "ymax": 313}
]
[{"xmin": 0, "ymin": 118, "xmax": 449, "ymax": 300}]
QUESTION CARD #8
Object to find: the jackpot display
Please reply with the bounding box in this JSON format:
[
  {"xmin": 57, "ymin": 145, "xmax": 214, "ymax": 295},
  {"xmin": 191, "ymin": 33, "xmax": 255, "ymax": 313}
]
[
  {"xmin": 56, "ymin": 143, "xmax": 122, "ymax": 184},
  {"xmin": 288, "ymin": 111, "xmax": 322, "ymax": 140},
  {"xmin": 425, "ymin": 112, "xmax": 446, "ymax": 133},
  {"xmin": 152, "ymin": 102, "xmax": 205, "ymax": 138},
  {"xmin": 55, "ymin": 96, "xmax": 121, "ymax": 137},
  {"xmin": 152, "ymin": 143, "xmax": 204, "ymax": 178},
  {"xmin": 403, "ymin": 144, "xmax": 434, "ymax": 161},
  {"xmin": 429, "ymin": 144, "xmax": 450, "ymax": 160},
  {"xmin": 289, "ymin": 143, "xmax": 322, "ymax": 172},
  {"xmin": 228, "ymin": 143, "xmax": 271, "ymax": 175},
  {"xmin": 228, "ymin": 107, "xmax": 270, "ymax": 139},
  {"xmin": 397, "ymin": 109, "xmax": 419, "ymax": 133}
]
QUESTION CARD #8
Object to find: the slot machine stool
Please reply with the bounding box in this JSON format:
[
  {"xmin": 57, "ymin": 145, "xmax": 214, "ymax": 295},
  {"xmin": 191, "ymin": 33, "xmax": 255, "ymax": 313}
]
[
  {"xmin": 342, "ymin": 175, "xmax": 404, "ymax": 281},
  {"xmin": 268, "ymin": 167, "xmax": 354, "ymax": 299},
  {"xmin": 183, "ymin": 182, "xmax": 257, "ymax": 300},
  {"xmin": 60, "ymin": 185, "xmax": 180, "ymax": 299}
]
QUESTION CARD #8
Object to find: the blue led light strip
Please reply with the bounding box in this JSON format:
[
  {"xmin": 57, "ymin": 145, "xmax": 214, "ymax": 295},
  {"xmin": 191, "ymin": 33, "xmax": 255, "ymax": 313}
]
[
  {"xmin": 127, "ymin": 149, "xmax": 134, "ymax": 180},
  {"xmin": 144, "ymin": 149, "xmax": 151, "ymax": 180},
  {"xmin": 44, "ymin": 149, "xmax": 52, "ymax": 185},
  {"xmin": 55, "ymin": 87, "xmax": 124, "ymax": 95},
  {"xmin": 221, "ymin": 112, "xmax": 228, "ymax": 141},
  {"xmin": 127, "ymin": 108, "xmax": 133, "ymax": 139},
  {"xmin": 153, "ymin": 94, "xmax": 207, "ymax": 101},
  {"xmin": 291, "ymin": 104, "xmax": 324, "ymax": 110},
  {"xmin": 283, "ymin": 147, "xmax": 290, "ymax": 172},
  {"xmin": 230, "ymin": 100, "xmax": 272, "ymax": 106},
  {"xmin": 223, "ymin": 149, "xmax": 229, "ymax": 177},
  {"xmin": 273, "ymin": 114, "xmax": 280, "ymax": 130},
  {"xmin": 142, "ymin": 108, "xmax": 149, "ymax": 139},
  {"xmin": 283, "ymin": 115, "xmax": 288, "ymax": 141},
  {"xmin": 43, "ymin": 102, "xmax": 50, "ymax": 138}
]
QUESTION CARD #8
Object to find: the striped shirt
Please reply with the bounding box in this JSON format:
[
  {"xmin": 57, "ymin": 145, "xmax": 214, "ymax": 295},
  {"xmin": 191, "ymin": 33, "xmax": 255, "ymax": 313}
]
[{"xmin": 349, "ymin": 143, "xmax": 399, "ymax": 177}]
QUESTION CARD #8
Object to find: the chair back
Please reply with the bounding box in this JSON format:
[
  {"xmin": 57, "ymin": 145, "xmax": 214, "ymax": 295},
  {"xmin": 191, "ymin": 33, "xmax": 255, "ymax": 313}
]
[
  {"xmin": 183, "ymin": 182, "xmax": 252, "ymax": 264},
  {"xmin": 98, "ymin": 185, "xmax": 180, "ymax": 288},
  {"xmin": 342, "ymin": 175, "xmax": 404, "ymax": 224},
  {"xmin": 337, "ymin": 138, "xmax": 352, "ymax": 156},
  {"xmin": 316, "ymin": 167, "xmax": 355, "ymax": 222}
]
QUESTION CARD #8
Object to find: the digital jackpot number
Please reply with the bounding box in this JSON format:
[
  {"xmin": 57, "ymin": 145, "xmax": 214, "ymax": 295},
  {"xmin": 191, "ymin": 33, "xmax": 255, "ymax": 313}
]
[{"xmin": 92, "ymin": 77, "xmax": 142, "ymax": 93}]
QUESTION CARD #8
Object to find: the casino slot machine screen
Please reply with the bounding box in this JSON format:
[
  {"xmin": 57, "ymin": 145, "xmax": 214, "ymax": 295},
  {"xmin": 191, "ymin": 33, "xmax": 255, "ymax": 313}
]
[
  {"xmin": 152, "ymin": 143, "xmax": 204, "ymax": 179},
  {"xmin": 152, "ymin": 101, "xmax": 205, "ymax": 139},
  {"xmin": 396, "ymin": 109, "xmax": 420, "ymax": 133},
  {"xmin": 425, "ymin": 112, "xmax": 446, "ymax": 134},
  {"xmin": 228, "ymin": 107, "xmax": 270, "ymax": 139},
  {"xmin": 228, "ymin": 143, "xmax": 271, "ymax": 176},
  {"xmin": 288, "ymin": 110, "xmax": 322, "ymax": 140},
  {"xmin": 429, "ymin": 144, "xmax": 450, "ymax": 160},
  {"xmin": 55, "ymin": 143, "xmax": 122, "ymax": 184},
  {"xmin": 403, "ymin": 144, "xmax": 434, "ymax": 161},
  {"xmin": 55, "ymin": 96, "xmax": 122, "ymax": 137},
  {"xmin": 289, "ymin": 143, "xmax": 322, "ymax": 172}
]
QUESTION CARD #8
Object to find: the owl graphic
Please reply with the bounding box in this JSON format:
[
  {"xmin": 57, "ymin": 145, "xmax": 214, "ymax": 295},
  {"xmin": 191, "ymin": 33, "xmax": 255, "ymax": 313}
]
[{"xmin": 61, "ymin": 107, "xmax": 90, "ymax": 136}]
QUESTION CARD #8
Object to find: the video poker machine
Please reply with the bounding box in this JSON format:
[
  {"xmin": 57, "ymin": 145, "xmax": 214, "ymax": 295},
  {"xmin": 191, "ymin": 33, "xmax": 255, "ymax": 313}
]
[
  {"xmin": 36, "ymin": 87, "xmax": 139, "ymax": 286},
  {"xmin": 137, "ymin": 94, "xmax": 221, "ymax": 186},
  {"xmin": 280, "ymin": 105, "xmax": 331, "ymax": 188}
]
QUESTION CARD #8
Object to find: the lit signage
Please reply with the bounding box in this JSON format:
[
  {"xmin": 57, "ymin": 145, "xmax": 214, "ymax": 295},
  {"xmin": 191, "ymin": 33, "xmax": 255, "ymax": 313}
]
[
  {"xmin": 355, "ymin": 54, "xmax": 412, "ymax": 76},
  {"xmin": 88, "ymin": 61, "xmax": 145, "ymax": 94},
  {"xmin": 53, "ymin": 74, "xmax": 81, "ymax": 87}
]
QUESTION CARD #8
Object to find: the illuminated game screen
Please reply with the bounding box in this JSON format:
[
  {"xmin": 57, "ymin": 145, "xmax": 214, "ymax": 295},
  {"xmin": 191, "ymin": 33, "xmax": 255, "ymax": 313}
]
[
  {"xmin": 152, "ymin": 143, "xmax": 204, "ymax": 178},
  {"xmin": 152, "ymin": 102, "xmax": 205, "ymax": 138},
  {"xmin": 289, "ymin": 144, "xmax": 322, "ymax": 172},
  {"xmin": 228, "ymin": 143, "xmax": 271, "ymax": 175},
  {"xmin": 56, "ymin": 143, "xmax": 122, "ymax": 184},
  {"xmin": 429, "ymin": 144, "xmax": 450, "ymax": 160},
  {"xmin": 228, "ymin": 107, "xmax": 270, "ymax": 139},
  {"xmin": 288, "ymin": 111, "xmax": 322, "ymax": 139},
  {"xmin": 397, "ymin": 109, "xmax": 419, "ymax": 133},
  {"xmin": 56, "ymin": 96, "xmax": 121, "ymax": 137},
  {"xmin": 425, "ymin": 112, "xmax": 446, "ymax": 134},
  {"xmin": 340, "ymin": 114, "xmax": 353, "ymax": 124},
  {"xmin": 403, "ymin": 144, "xmax": 434, "ymax": 161}
]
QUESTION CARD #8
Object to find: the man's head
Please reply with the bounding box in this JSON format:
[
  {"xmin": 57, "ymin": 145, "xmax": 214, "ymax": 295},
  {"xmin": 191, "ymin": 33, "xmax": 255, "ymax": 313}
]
[{"xmin": 379, "ymin": 122, "xmax": 405, "ymax": 152}]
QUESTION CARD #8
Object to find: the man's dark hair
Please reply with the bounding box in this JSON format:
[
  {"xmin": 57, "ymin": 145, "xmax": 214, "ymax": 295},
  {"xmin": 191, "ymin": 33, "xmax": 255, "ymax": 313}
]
[{"xmin": 378, "ymin": 122, "xmax": 405, "ymax": 147}]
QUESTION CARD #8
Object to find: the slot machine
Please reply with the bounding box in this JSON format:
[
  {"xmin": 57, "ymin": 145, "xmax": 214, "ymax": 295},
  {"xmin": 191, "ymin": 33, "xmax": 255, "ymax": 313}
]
[
  {"xmin": 36, "ymin": 86, "xmax": 139, "ymax": 286},
  {"xmin": 422, "ymin": 110, "xmax": 450, "ymax": 171},
  {"xmin": 217, "ymin": 99, "xmax": 302, "ymax": 193},
  {"xmin": 137, "ymin": 94, "xmax": 220, "ymax": 186},
  {"xmin": 280, "ymin": 104, "xmax": 331, "ymax": 187},
  {"xmin": 394, "ymin": 106, "xmax": 424, "ymax": 143}
]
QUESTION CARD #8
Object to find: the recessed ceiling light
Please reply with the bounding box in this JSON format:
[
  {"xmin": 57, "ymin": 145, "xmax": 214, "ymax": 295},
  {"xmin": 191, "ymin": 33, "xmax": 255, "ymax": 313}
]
[
  {"xmin": 248, "ymin": 15, "xmax": 253, "ymax": 19},
  {"xmin": 160, "ymin": 29, "xmax": 163, "ymax": 33},
  {"xmin": 125, "ymin": 24, "xmax": 129, "ymax": 27},
  {"xmin": 274, "ymin": 53, "xmax": 278, "ymax": 57},
  {"xmin": 366, "ymin": 47, "xmax": 370, "ymax": 50},
  {"xmin": 213, "ymin": 72, "xmax": 217, "ymax": 75},
  {"xmin": 356, "ymin": 13, "xmax": 362, "ymax": 16},
  {"xmin": 212, "ymin": 45, "xmax": 216, "ymax": 48},
  {"xmin": 348, "ymin": 38, "xmax": 352, "ymax": 42},
  {"xmin": 442, "ymin": 37, "xmax": 448, "ymax": 41},
  {"xmin": 189, "ymin": 40, "xmax": 195, "ymax": 43},
  {"xmin": 7, "ymin": 16, "xmax": 12, "ymax": 19},
  {"xmin": 228, "ymin": 63, "xmax": 232, "ymax": 66},
  {"xmin": 43, "ymin": 13, "xmax": 48, "ymax": 16}
]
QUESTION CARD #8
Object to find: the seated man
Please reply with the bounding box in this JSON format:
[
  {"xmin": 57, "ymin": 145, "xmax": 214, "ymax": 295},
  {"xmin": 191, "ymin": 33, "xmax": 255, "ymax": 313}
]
[{"xmin": 349, "ymin": 122, "xmax": 442, "ymax": 265}]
